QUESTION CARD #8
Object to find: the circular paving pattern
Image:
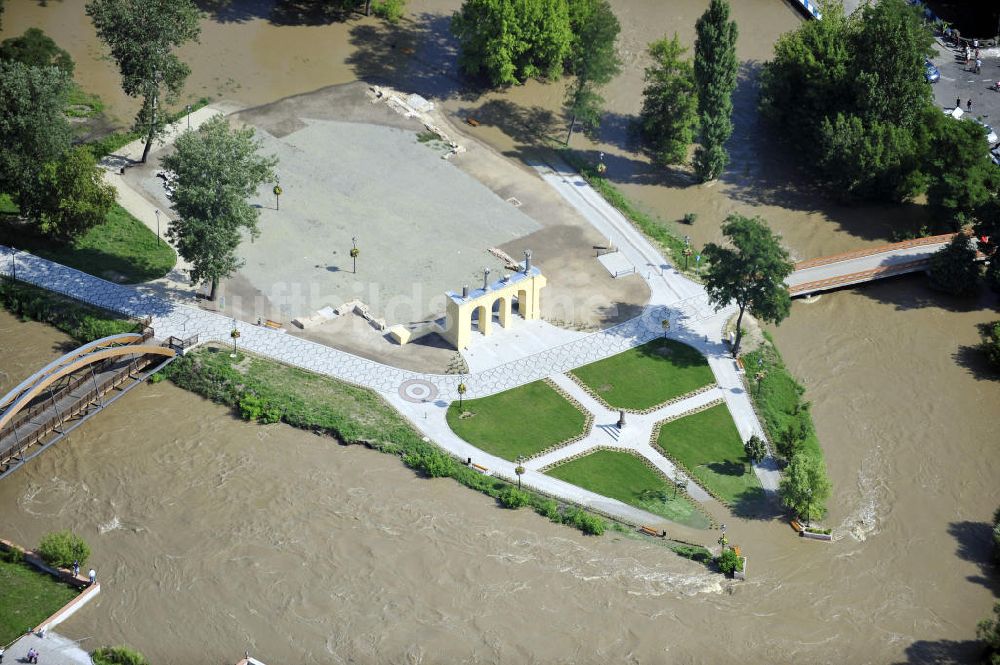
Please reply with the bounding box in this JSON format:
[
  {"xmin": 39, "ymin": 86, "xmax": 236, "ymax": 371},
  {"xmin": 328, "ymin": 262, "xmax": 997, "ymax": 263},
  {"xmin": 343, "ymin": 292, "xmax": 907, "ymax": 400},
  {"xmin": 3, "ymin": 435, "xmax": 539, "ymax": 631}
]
[{"xmin": 398, "ymin": 378, "xmax": 439, "ymax": 403}]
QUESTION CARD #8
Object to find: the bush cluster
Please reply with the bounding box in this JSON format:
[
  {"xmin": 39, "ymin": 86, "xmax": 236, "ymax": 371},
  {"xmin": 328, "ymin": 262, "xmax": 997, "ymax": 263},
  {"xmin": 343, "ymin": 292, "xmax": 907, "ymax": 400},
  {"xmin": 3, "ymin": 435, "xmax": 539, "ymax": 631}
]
[
  {"xmin": 0, "ymin": 279, "xmax": 135, "ymax": 342},
  {"xmin": 91, "ymin": 646, "xmax": 149, "ymax": 665},
  {"xmin": 36, "ymin": 530, "xmax": 90, "ymax": 568},
  {"xmin": 716, "ymin": 547, "xmax": 743, "ymax": 575},
  {"xmin": 498, "ymin": 487, "xmax": 531, "ymax": 509}
]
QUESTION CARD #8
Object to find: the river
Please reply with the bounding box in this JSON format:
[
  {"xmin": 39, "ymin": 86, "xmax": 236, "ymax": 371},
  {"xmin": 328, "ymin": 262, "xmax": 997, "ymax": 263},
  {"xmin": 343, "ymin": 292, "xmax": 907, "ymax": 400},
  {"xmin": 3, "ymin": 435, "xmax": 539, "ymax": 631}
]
[{"xmin": 1, "ymin": 0, "xmax": 999, "ymax": 663}]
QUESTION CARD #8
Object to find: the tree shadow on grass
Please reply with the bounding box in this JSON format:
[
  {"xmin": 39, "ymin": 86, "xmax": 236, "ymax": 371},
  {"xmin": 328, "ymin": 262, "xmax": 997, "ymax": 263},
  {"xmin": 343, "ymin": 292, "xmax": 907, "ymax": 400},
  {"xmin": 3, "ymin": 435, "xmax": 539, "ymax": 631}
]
[
  {"xmin": 706, "ymin": 459, "xmax": 745, "ymax": 477},
  {"xmin": 631, "ymin": 337, "xmax": 710, "ymax": 369},
  {"xmin": 729, "ymin": 486, "xmax": 782, "ymax": 521}
]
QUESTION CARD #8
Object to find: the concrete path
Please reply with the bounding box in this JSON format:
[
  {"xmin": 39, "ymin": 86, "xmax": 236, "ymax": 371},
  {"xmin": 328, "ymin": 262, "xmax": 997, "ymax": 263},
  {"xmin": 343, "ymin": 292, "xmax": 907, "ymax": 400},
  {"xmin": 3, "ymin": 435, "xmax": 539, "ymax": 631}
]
[{"xmin": 5, "ymin": 632, "xmax": 93, "ymax": 665}]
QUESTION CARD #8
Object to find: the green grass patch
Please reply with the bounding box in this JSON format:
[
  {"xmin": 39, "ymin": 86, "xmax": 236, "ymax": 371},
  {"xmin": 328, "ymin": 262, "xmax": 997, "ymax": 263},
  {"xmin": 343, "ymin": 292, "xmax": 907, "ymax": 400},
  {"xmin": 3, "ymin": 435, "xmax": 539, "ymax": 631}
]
[
  {"xmin": 545, "ymin": 449, "xmax": 710, "ymax": 529},
  {"xmin": 0, "ymin": 279, "xmax": 137, "ymax": 343},
  {"xmin": 556, "ymin": 149, "xmax": 706, "ymax": 276},
  {"xmin": 570, "ymin": 338, "xmax": 714, "ymax": 411},
  {"xmin": 0, "ymin": 204, "xmax": 175, "ymax": 284},
  {"xmin": 0, "ymin": 558, "xmax": 78, "ymax": 646},
  {"xmin": 65, "ymin": 85, "xmax": 105, "ymax": 119},
  {"xmin": 0, "ymin": 193, "xmax": 17, "ymax": 216},
  {"xmin": 165, "ymin": 349, "xmax": 611, "ymax": 537},
  {"xmin": 743, "ymin": 333, "xmax": 822, "ymax": 462},
  {"xmin": 446, "ymin": 381, "xmax": 588, "ymax": 461},
  {"xmin": 656, "ymin": 404, "xmax": 762, "ymax": 505}
]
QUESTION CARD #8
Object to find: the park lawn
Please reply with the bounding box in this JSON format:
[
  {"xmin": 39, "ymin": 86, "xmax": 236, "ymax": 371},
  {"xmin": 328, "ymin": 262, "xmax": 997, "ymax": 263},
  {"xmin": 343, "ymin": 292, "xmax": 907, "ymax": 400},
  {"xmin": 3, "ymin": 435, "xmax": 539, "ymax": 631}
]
[
  {"xmin": 656, "ymin": 404, "xmax": 761, "ymax": 505},
  {"xmin": 0, "ymin": 203, "xmax": 175, "ymax": 284},
  {"xmin": 446, "ymin": 381, "xmax": 588, "ymax": 461},
  {"xmin": 570, "ymin": 338, "xmax": 714, "ymax": 411},
  {"xmin": 545, "ymin": 449, "xmax": 710, "ymax": 529},
  {"xmin": 0, "ymin": 559, "xmax": 78, "ymax": 646}
]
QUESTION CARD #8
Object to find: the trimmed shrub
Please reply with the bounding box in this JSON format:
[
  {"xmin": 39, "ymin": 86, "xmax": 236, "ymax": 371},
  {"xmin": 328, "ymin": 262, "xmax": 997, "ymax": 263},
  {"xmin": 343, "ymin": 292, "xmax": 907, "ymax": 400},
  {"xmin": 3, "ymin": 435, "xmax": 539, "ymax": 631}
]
[
  {"xmin": 562, "ymin": 507, "xmax": 606, "ymax": 535},
  {"xmin": 717, "ymin": 547, "xmax": 743, "ymax": 575},
  {"xmin": 535, "ymin": 499, "xmax": 561, "ymax": 521},
  {"xmin": 403, "ymin": 450, "xmax": 458, "ymax": 478},
  {"xmin": 498, "ymin": 487, "xmax": 531, "ymax": 509},
  {"xmin": 37, "ymin": 531, "xmax": 90, "ymax": 568},
  {"xmin": 92, "ymin": 646, "xmax": 149, "ymax": 665},
  {"xmin": 670, "ymin": 544, "xmax": 712, "ymax": 563},
  {"xmin": 371, "ymin": 0, "xmax": 405, "ymax": 22}
]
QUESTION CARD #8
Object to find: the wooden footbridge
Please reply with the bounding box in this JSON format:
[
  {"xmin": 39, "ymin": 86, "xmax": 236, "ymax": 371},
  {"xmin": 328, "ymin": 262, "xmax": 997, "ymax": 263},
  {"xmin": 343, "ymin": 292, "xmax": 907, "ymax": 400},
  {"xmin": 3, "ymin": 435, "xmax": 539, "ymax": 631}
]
[
  {"xmin": 0, "ymin": 328, "xmax": 190, "ymax": 480},
  {"xmin": 786, "ymin": 234, "xmax": 969, "ymax": 297}
]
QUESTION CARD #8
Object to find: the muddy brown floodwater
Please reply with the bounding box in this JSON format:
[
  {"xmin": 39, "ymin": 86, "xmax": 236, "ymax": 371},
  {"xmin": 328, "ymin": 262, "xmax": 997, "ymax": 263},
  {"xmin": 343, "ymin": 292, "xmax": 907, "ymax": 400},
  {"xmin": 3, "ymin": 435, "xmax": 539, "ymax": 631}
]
[{"xmin": 2, "ymin": 0, "xmax": 1000, "ymax": 662}]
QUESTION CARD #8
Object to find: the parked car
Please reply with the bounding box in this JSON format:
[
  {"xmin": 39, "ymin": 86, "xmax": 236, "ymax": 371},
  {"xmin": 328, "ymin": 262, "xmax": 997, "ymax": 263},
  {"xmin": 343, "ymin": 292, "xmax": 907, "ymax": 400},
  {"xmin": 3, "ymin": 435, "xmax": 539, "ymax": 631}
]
[
  {"xmin": 924, "ymin": 60, "xmax": 940, "ymax": 83},
  {"xmin": 972, "ymin": 117, "xmax": 999, "ymax": 144}
]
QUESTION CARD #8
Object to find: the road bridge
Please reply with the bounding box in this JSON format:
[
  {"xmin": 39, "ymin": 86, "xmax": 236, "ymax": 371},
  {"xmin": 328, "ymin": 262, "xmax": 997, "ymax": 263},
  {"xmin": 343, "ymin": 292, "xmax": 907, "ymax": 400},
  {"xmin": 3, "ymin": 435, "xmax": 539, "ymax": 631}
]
[
  {"xmin": 0, "ymin": 329, "xmax": 181, "ymax": 480},
  {"xmin": 786, "ymin": 234, "xmax": 962, "ymax": 297}
]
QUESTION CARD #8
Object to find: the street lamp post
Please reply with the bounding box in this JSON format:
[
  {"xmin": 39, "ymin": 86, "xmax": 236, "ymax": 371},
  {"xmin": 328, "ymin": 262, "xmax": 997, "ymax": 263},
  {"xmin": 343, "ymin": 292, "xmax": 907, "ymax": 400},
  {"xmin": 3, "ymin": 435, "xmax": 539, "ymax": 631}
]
[
  {"xmin": 350, "ymin": 237, "xmax": 359, "ymax": 274},
  {"xmin": 154, "ymin": 209, "xmax": 161, "ymax": 244},
  {"xmin": 186, "ymin": 104, "xmax": 191, "ymax": 130},
  {"xmin": 755, "ymin": 370, "xmax": 766, "ymax": 396},
  {"xmin": 661, "ymin": 318, "xmax": 670, "ymax": 339},
  {"xmin": 457, "ymin": 381, "xmax": 467, "ymax": 409},
  {"xmin": 515, "ymin": 455, "xmax": 526, "ymax": 489},
  {"xmin": 273, "ymin": 183, "xmax": 282, "ymax": 210},
  {"xmin": 230, "ymin": 322, "xmax": 240, "ymax": 358}
]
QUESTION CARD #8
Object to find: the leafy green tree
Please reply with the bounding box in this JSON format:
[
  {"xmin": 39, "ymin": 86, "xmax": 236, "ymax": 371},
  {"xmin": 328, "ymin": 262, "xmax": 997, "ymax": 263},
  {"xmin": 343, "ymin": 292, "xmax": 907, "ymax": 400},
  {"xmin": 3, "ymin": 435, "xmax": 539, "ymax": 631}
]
[
  {"xmin": 637, "ymin": 34, "xmax": 698, "ymax": 167},
  {"xmin": 0, "ymin": 61, "xmax": 72, "ymax": 205},
  {"xmin": 980, "ymin": 321, "xmax": 1000, "ymax": 371},
  {"xmin": 928, "ymin": 233, "xmax": 980, "ymax": 295},
  {"xmin": 779, "ymin": 453, "xmax": 831, "ymax": 523},
  {"xmin": 978, "ymin": 602, "xmax": 1000, "ymax": 665},
  {"xmin": 716, "ymin": 547, "xmax": 743, "ymax": 575},
  {"xmin": 498, "ymin": 486, "xmax": 531, "ymax": 508},
  {"xmin": 851, "ymin": 0, "xmax": 933, "ymax": 130},
  {"xmin": 927, "ymin": 115, "xmax": 1000, "ymax": 227},
  {"xmin": 162, "ymin": 115, "xmax": 277, "ymax": 300},
  {"xmin": 692, "ymin": 0, "xmax": 738, "ymax": 182},
  {"xmin": 775, "ymin": 416, "xmax": 808, "ymax": 460},
  {"xmin": 37, "ymin": 530, "xmax": 91, "ymax": 568},
  {"xmin": 86, "ymin": 0, "xmax": 201, "ymax": 163},
  {"xmin": 21, "ymin": 147, "xmax": 116, "ymax": 241},
  {"xmin": 0, "ymin": 27, "xmax": 74, "ymax": 75},
  {"xmin": 92, "ymin": 646, "xmax": 149, "ymax": 665},
  {"xmin": 451, "ymin": 0, "xmax": 572, "ymax": 87},
  {"xmin": 702, "ymin": 214, "xmax": 793, "ymax": 358},
  {"xmin": 563, "ymin": 0, "xmax": 620, "ymax": 144},
  {"xmin": 759, "ymin": 1, "xmax": 852, "ymax": 147},
  {"xmin": 743, "ymin": 434, "xmax": 767, "ymax": 464}
]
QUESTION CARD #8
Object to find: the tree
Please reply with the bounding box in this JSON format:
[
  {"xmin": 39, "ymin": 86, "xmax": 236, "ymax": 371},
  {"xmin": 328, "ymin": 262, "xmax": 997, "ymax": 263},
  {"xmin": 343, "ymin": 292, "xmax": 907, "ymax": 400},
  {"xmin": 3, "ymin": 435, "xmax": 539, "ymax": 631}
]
[
  {"xmin": 717, "ymin": 547, "xmax": 743, "ymax": 575},
  {"xmin": 86, "ymin": 0, "xmax": 201, "ymax": 163},
  {"xmin": 743, "ymin": 434, "xmax": 766, "ymax": 464},
  {"xmin": 979, "ymin": 321, "xmax": 1000, "ymax": 371},
  {"xmin": 451, "ymin": 0, "xmax": 572, "ymax": 87},
  {"xmin": 928, "ymin": 233, "xmax": 980, "ymax": 296},
  {"xmin": 978, "ymin": 602, "xmax": 1000, "ymax": 665},
  {"xmin": 927, "ymin": 115, "xmax": 1000, "ymax": 227},
  {"xmin": 37, "ymin": 530, "xmax": 91, "ymax": 568},
  {"xmin": 638, "ymin": 34, "xmax": 698, "ymax": 167},
  {"xmin": 0, "ymin": 27, "xmax": 74, "ymax": 75},
  {"xmin": 0, "ymin": 61, "xmax": 72, "ymax": 205},
  {"xmin": 779, "ymin": 453, "xmax": 831, "ymax": 523},
  {"xmin": 162, "ymin": 115, "xmax": 277, "ymax": 300},
  {"xmin": 563, "ymin": 0, "xmax": 620, "ymax": 144},
  {"xmin": 775, "ymin": 417, "xmax": 808, "ymax": 460},
  {"xmin": 21, "ymin": 147, "xmax": 116, "ymax": 241},
  {"xmin": 693, "ymin": 0, "xmax": 738, "ymax": 182},
  {"xmin": 702, "ymin": 215, "xmax": 793, "ymax": 358}
]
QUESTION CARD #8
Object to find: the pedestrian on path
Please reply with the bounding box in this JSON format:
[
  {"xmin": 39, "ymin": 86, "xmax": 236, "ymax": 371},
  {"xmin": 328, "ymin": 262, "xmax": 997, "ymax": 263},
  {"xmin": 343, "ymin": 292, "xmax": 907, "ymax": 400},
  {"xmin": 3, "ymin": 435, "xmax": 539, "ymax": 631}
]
[
  {"xmin": 957, "ymin": 97, "xmax": 962, "ymax": 109},
  {"xmin": 88, "ymin": 568, "xmax": 96, "ymax": 585},
  {"xmin": 968, "ymin": 98, "xmax": 973, "ymax": 113},
  {"xmin": 72, "ymin": 560, "xmax": 79, "ymax": 578},
  {"xmin": 976, "ymin": 58, "xmax": 982, "ymax": 74}
]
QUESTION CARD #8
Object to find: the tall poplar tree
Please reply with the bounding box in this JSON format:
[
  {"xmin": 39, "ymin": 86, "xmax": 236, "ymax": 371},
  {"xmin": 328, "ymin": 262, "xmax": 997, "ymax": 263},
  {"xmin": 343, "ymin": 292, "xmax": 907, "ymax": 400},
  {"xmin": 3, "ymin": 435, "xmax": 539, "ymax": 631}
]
[
  {"xmin": 86, "ymin": 0, "xmax": 201, "ymax": 163},
  {"xmin": 563, "ymin": 0, "xmax": 620, "ymax": 144},
  {"xmin": 693, "ymin": 0, "xmax": 738, "ymax": 182},
  {"xmin": 638, "ymin": 34, "xmax": 698, "ymax": 167}
]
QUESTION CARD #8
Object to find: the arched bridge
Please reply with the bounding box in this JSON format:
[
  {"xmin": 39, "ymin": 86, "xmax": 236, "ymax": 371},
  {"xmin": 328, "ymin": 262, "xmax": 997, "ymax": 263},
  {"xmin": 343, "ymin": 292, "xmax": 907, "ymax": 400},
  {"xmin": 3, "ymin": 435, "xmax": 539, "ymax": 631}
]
[
  {"xmin": 786, "ymin": 234, "xmax": 971, "ymax": 297},
  {"xmin": 0, "ymin": 330, "xmax": 177, "ymax": 480}
]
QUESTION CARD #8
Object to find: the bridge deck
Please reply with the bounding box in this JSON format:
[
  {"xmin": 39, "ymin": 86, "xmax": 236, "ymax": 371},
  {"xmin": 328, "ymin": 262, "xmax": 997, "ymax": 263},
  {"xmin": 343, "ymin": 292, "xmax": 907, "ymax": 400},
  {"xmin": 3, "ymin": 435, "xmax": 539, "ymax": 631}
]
[{"xmin": 786, "ymin": 234, "xmax": 956, "ymax": 296}]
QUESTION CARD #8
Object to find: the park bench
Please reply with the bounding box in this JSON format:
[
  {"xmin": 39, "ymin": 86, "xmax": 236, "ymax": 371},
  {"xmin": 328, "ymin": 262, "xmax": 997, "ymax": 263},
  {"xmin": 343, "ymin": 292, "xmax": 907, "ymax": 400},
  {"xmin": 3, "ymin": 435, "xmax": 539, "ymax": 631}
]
[
  {"xmin": 466, "ymin": 117, "xmax": 480, "ymax": 127},
  {"xmin": 639, "ymin": 525, "xmax": 666, "ymax": 538},
  {"xmin": 470, "ymin": 462, "xmax": 490, "ymax": 475},
  {"xmin": 263, "ymin": 319, "xmax": 282, "ymax": 330}
]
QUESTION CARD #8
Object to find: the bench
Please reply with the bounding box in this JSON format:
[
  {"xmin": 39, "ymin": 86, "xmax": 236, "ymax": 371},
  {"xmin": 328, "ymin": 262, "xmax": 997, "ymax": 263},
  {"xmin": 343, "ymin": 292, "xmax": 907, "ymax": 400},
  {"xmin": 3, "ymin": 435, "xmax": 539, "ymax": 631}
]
[
  {"xmin": 470, "ymin": 463, "xmax": 490, "ymax": 475},
  {"xmin": 466, "ymin": 117, "xmax": 480, "ymax": 127},
  {"xmin": 263, "ymin": 319, "xmax": 282, "ymax": 330},
  {"xmin": 639, "ymin": 525, "xmax": 665, "ymax": 538},
  {"xmin": 790, "ymin": 519, "xmax": 804, "ymax": 533}
]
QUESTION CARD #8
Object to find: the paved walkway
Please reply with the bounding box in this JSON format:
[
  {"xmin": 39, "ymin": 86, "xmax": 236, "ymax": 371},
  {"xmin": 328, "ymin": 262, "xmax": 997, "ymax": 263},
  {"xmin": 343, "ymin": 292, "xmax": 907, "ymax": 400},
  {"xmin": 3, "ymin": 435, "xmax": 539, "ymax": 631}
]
[
  {"xmin": 4, "ymin": 632, "xmax": 93, "ymax": 665},
  {"xmin": 0, "ymin": 143, "xmax": 781, "ymax": 535}
]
